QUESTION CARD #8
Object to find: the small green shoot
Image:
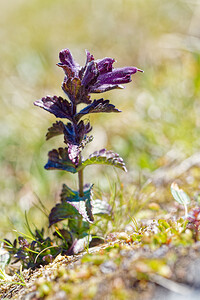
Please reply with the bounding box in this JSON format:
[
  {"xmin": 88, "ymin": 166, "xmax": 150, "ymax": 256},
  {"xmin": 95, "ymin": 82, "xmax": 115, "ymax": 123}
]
[
  {"xmin": 171, "ymin": 182, "xmax": 191, "ymax": 218},
  {"xmin": 14, "ymin": 265, "xmax": 26, "ymax": 286}
]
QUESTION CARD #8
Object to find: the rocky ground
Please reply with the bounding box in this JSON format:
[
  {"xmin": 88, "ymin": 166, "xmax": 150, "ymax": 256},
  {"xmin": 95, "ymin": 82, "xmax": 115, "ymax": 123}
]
[{"xmin": 1, "ymin": 218, "xmax": 200, "ymax": 300}]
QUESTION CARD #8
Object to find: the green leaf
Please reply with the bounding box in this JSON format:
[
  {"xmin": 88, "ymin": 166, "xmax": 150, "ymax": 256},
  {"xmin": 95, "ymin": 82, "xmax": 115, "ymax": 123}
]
[
  {"xmin": 79, "ymin": 149, "xmax": 127, "ymax": 172},
  {"xmin": 92, "ymin": 199, "xmax": 112, "ymax": 217},
  {"xmin": 49, "ymin": 184, "xmax": 94, "ymax": 226},
  {"xmin": 86, "ymin": 198, "xmax": 93, "ymax": 222},
  {"xmin": 68, "ymin": 219, "xmax": 90, "ymax": 235},
  {"xmin": 49, "ymin": 202, "xmax": 81, "ymax": 227},
  {"xmin": 67, "ymin": 201, "xmax": 93, "ymax": 223},
  {"xmin": 61, "ymin": 184, "xmax": 94, "ymax": 223},
  {"xmin": 171, "ymin": 182, "xmax": 191, "ymax": 205},
  {"xmin": 53, "ymin": 228, "xmax": 72, "ymax": 244},
  {"xmin": 60, "ymin": 184, "xmax": 77, "ymax": 200},
  {"xmin": 45, "ymin": 148, "xmax": 77, "ymax": 173}
]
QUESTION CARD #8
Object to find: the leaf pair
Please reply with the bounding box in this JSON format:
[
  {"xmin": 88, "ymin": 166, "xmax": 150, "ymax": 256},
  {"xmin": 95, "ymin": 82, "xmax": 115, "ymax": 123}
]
[
  {"xmin": 45, "ymin": 148, "xmax": 127, "ymax": 173},
  {"xmin": 34, "ymin": 96, "xmax": 120, "ymax": 123},
  {"xmin": 49, "ymin": 184, "xmax": 112, "ymax": 227}
]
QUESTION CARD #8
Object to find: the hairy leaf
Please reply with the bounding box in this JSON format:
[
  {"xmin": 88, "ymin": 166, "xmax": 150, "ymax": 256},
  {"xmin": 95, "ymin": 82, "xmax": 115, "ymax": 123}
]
[
  {"xmin": 45, "ymin": 148, "xmax": 77, "ymax": 173},
  {"xmin": 79, "ymin": 149, "xmax": 127, "ymax": 172},
  {"xmin": 68, "ymin": 201, "xmax": 93, "ymax": 223},
  {"xmin": 46, "ymin": 121, "xmax": 65, "ymax": 140},
  {"xmin": 34, "ymin": 96, "xmax": 73, "ymax": 120},
  {"xmin": 60, "ymin": 184, "xmax": 77, "ymax": 200},
  {"xmin": 63, "ymin": 121, "xmax": 92, "ymax": 165},
  {"xmin": 92, "ymin": 199, "xmax": 112, "ymax": 217},
  {"xmin": 60, "ymin": 183, "xmax": 93, "ymax": 201},
  {"xmin": 49, "ymin": 198, "xmax": 93, "ymax": 226},
  {"xmin": 75, "ymin": 98, "xmax": 121, "ymax": 121},
  {"xmin": 60, "ymin": 184, "xmax": 94, "ymax": 223},
  {"xmin": 63, "ymin": 121, "xmax": 92, "ymax": 145},
  {"xmin": 49, "ymin": 202, "xmax": 80, "ymax": 227},
  {"xmin": 63, "ymin": 122, "xmax": 75, "ymax": 144}
]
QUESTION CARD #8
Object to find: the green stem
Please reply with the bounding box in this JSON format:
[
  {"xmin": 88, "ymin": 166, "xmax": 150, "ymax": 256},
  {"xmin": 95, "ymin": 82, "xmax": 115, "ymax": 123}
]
[
  {"xmin": 78, "ymin": 159, "xmax": 84, "ymax": 232},
  {"xmin": 78, "ymin": 169, "xmax": 84, "ymax": 197}
]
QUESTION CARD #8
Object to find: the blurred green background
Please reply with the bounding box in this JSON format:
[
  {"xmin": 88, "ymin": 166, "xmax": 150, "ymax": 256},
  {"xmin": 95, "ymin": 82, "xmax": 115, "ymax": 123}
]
[{"xmin": 0, "ymin": 0, "xmax": 200, "ymax": 238}]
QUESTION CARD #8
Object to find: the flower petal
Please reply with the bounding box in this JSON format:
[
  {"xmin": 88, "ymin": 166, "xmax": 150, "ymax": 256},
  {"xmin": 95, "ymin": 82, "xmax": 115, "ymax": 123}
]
[
  {"xmin": 82, "ymin": 61, "xmax": 99, "ymax": 88},
  {"xmin": 96, "ymin": 57, "xmax": 115, "ymax": 74},
  {"xmin": 85, "ymin": 50, "xmax": 94, "ymax": 64},
  {"xmin": 58, "ymin": 48, "xmax": 80, "ymax": 77},
  {"xmin": 98, "ymin": 67, "xmax": 138, "ymax": 84},
  {"xmin": 59, "ymin": 48, "xmax": 78, "ymax": 69},
  {"xmin": 89, "ymin": 84, "xmax": 124, "ymax": 93},
  {"xmin": 88, "ymin": 67, "xmax": 141, "ymax": 93}
]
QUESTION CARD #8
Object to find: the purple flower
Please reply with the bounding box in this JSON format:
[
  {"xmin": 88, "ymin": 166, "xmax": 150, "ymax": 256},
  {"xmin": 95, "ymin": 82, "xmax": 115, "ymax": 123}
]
[
  {"xmin": 58, "ymin": 49, "xmax": 80, "ymax": 78},
  {"xmin": 88, "ymin": 67, "xmax": 139, "ymax": 93},
  {"xmin": 58, "ymin": 49, "xmax": 143, "ymax": 103}
]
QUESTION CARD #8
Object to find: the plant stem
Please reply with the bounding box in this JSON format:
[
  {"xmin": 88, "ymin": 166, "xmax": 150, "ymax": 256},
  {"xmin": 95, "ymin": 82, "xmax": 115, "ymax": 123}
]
[
  {"xmin": 78, "ymin": 169, "xmax": 84, "ymax": 197},
  {"xmin": 78, "ymin": 158, "xmax": 84, "ymax": 232}
]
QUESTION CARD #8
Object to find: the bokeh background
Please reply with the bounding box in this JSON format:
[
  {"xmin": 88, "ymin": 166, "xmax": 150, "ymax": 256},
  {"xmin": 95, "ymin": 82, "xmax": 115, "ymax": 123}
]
[{"xmin": 0, "ymin": 0, "xmax": 200, "ymax": 238}]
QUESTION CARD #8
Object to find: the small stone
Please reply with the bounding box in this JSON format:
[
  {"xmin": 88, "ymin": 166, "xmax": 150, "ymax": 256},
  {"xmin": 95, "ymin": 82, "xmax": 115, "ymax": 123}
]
[
  {"xmin": 54, "ymin": 291, "xmax": 67, "ymax": 300},
  {"xmin": 100, "ymin": 260, "xmax": 117, "ymax": 274}
]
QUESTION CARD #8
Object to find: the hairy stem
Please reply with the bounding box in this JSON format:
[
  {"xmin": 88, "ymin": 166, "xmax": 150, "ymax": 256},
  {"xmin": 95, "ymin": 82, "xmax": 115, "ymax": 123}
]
[
  {"xmin": 78, "ymin": 157, "xmax": 84, "ymax": 232},
  {"xmin": 78, "ymin": 169, "xmax": 84, "ymax": 197}
]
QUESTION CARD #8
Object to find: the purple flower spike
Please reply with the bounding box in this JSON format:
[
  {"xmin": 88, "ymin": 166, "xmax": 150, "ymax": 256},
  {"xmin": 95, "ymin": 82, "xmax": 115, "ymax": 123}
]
[
  {"xmin": 57, "ymin": 49, "xmax": 143, "ymax": 102},
  {"xmin": 33, "ymin": 47, "xmax": 143, "ymax": 239}
]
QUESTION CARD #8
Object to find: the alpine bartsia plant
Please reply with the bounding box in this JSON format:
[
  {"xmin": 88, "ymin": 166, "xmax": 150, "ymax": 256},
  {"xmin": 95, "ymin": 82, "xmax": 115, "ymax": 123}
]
[{"xmin": 34, "ymin": 49, "xmax": 143, "ymax": 254}]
